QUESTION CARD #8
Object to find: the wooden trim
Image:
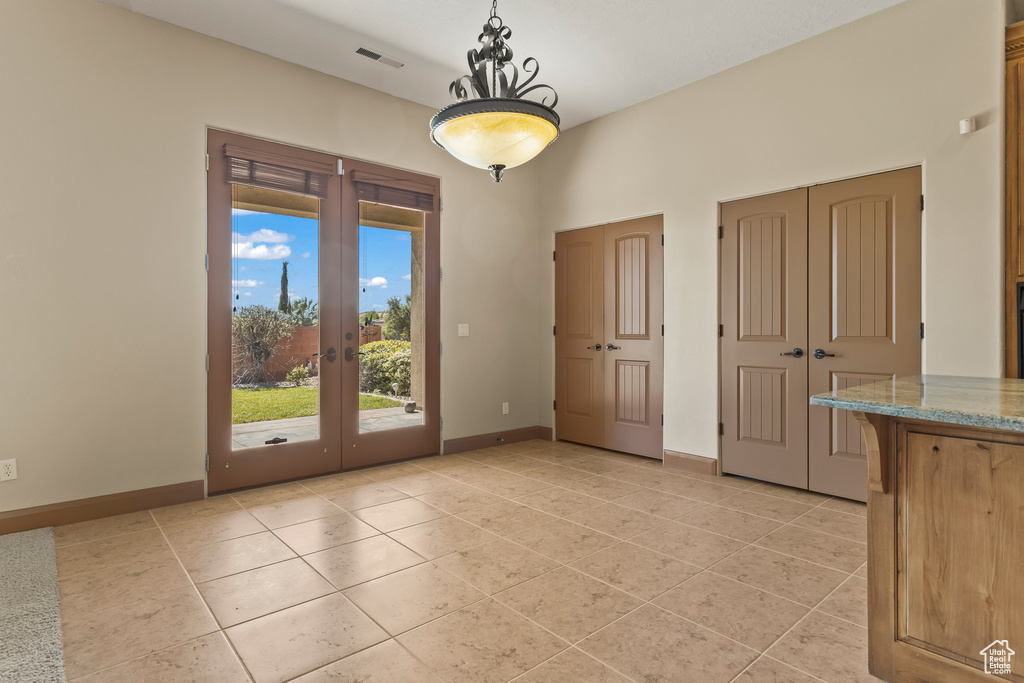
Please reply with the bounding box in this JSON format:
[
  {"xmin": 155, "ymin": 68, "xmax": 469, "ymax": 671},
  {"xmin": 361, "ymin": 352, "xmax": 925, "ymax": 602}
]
[
  {"xmin": 853, "ymin": 411, "xmax": 888, "ymax": 494},
  {"xmin": 443, "ymin": 426, "xmax": 552, "ymax": 455},
  {"xmin": 0, "ymin": 480, "xmax": 204, "ymax": 535},
  {"xmin": 1007, "ymin": 38, "xmax": 1021, "ymax": 378},
  {"xmin": 663, "ymin": 449, "xmax": 717, "ymax": 475},
  {"xmin": 1008, "ymin": 21, "xmax": 1024, "ymax": 59}
]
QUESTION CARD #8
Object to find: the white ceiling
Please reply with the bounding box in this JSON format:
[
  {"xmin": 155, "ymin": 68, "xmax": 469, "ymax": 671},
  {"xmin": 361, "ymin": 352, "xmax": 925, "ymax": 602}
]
[{"xmin": 102, "ymin": 0, "xmax": 906, "ymax": 129}]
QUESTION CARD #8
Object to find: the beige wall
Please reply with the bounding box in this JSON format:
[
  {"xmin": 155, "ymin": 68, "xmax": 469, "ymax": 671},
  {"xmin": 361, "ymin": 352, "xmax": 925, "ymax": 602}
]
[
  {"xmin": 0, "ymin": 0, "xmax": 542, "ymax": 511},
  {"xmin": 537, "ymin": 0, "xmax": 1004, "ymax": 462}
]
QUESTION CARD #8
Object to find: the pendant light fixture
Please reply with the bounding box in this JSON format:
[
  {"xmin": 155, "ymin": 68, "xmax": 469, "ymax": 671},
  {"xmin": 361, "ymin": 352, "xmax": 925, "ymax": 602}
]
[{"xmin": 429, "ymin": 0, "xmax": 560, "ymax": 183}]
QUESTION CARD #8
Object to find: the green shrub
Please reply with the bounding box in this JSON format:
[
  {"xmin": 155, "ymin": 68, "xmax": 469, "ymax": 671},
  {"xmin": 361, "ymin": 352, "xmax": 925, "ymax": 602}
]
[
  {"xmin": 231, "ymin": 305, "xmax": 293, "ymax": 384},
  {"xmin": 359, "ymin": 340, "xmax": 412, "ymax": 395},
  {"xmin": 286, "ymin": 365, "xmax": 310, "ymax": 386}
]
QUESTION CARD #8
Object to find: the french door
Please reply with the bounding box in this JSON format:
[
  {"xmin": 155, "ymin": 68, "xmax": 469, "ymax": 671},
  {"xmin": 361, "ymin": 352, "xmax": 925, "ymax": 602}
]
[
  {"xmin": 207, "ymin": 130, "xmax": 439, "ymax": 493},
  {"xmin": 554, "ymin": 215, "xmax": 664, "ymax": 459},
  {"xmin": 720, "ymin": 167, "xmax": 921, "ymax": 501}
]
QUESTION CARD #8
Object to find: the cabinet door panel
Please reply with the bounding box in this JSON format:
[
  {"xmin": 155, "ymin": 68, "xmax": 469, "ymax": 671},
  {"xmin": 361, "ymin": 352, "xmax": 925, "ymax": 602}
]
[{"xmin": 899, "ymin": 430, "xmax": 1024, "ymax": 679}]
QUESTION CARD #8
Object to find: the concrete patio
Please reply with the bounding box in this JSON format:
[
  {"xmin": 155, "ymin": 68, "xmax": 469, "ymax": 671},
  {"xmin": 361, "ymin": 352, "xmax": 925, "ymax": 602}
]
[{"xmin": 232, "ymin": 407, "xmax": 424, "ymax": 448}]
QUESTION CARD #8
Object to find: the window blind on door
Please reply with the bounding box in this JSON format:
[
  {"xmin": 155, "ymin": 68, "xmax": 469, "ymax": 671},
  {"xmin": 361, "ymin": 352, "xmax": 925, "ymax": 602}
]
[
  {"xmin": 223, "ymin": 144, "xmax": 333, "ymax": 199},
  {"xmin": 350, "ymin": 169, "xmax": 436, "ymax": 212}
]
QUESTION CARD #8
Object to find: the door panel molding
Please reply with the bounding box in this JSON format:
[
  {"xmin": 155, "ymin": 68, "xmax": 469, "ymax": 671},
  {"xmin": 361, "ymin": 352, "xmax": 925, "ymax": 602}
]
[{"xmin": 721, "ymin": 189, "xmax": 809, "ymax": 489}]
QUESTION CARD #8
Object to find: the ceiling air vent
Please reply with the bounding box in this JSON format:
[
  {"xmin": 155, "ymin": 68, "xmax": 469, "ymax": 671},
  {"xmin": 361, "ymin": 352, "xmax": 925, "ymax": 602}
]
[{"xmin": 356, "ymin": 47, "xmax": 404, "ymax": 69}]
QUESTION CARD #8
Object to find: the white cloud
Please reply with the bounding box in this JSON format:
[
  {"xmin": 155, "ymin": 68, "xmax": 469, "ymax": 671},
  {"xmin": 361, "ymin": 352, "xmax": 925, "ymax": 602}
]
[
  {"xmin": 236, "ymin": 229, "xmax": 292, "ymax": 243},
  {"xmin": 232, "ymin": 279, "xmax": 262, "ymax": 287},
  {"xmin": 231, "ymin": 208, "xmax": 259, "ymax": 216},
  {"xmin": 233, "ymin": 241, "xmax": 291, "ymax": 260},
  {"xmin": 239, "ymin": 266, "xmax": 248, "ymax": 272},
  {"xmin": 243, "ymin": 292, "xmax": 252, "ymax": 296},
  {"xmin": 359, "ymin": 276, "xmax": 388, "ymax": 288},
  {"xmin": 401, "ymin": 274, "xmax": 411, "ymax": 281},
  {"xmin": 301, "ymin": 252, "xmax": 311, "ymax": 259}
]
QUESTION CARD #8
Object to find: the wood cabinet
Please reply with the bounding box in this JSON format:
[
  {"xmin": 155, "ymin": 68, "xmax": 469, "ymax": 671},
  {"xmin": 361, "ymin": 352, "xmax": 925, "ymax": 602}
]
[
  {"xmin": 859, "ymin": 414, "xmax": 1024, "ymax": 681},
  {"xmin": 1006, "ymin": 22, "xmax": 1024, "ymax": 378}
]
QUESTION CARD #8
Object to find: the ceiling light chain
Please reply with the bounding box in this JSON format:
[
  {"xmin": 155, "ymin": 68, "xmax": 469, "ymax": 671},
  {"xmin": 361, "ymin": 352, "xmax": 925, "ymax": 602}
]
[{"xmin": 429, "ymin": 0, "xmax": 560, "ymax": 183}]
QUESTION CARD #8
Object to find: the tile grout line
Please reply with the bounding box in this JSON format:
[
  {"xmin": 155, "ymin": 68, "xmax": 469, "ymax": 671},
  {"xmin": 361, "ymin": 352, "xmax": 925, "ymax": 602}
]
[{"xmin": 150, "ymin": 508, "xmax": 259, "ymax": 683}]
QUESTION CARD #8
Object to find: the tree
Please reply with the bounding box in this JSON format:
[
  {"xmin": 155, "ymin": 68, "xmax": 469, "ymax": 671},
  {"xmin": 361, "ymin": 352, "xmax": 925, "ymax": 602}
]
[
  {"xmin": 289, "ymin": 297, "xmax": 318, "ymax": 327},
  {"xmin": 231, "ymin": 305, "xmax": 293, "ymax": 384},
  {"xmin": 278, "ymin": 261, "xmax": 290, "ymax": 314},
  {"xmin": 382, "ymin": 295, "xmax": 411, "ymax": 341}
]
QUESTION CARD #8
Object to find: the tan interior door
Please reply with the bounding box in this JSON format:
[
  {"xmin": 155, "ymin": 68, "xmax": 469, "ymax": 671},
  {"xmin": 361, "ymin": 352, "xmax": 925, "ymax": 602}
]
[
  {"xmin": 808, "ymin": 167, "xmax": 922, "ymax": 501},
  {"xmin": 602, "ymin": 215, "xmax": 664, "ymax": 457},
  {"xmin": 555, "ymin": 216, "xmax": 664, "ymax": 458},
  {"xmin": 555, "ymin": 226, "xmax": 605, "ymax": 446},
  {"xmin": 720, "ymin": 189, "xmax": 809, "ymax": 488}
]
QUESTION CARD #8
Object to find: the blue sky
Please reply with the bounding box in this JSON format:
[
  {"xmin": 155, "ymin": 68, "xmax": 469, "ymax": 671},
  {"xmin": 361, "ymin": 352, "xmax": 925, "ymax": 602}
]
[{"xmin": 231, "ymin": 209, "xmax": 412, "ymax": 314}]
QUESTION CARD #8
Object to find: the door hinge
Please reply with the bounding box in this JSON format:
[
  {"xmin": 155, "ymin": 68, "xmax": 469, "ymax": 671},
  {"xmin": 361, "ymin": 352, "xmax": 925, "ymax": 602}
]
[
  {"xmin": 661, "ymin": 324, "xmax": 664, "ymax": 336},
  {"xmin": 204, "ymin": 253, "xmax": 209, "ymax": 271},
  {"xmin": 661, "ymin": 414, "xmax": 664, "ymax": 426},
  {"xmin": 337, "ymin": 159, "xmax": 345, "ymax": 175},
  {"xmin": 661, "ymin": 234, "xmax": 664, "ymax": 246},
  {"xmin": 553, "ymin": 250, "xmax": 556, "ymax": 261},
  {"xmin": 553, "ymin": 400, "xmax": 557, "ymax": 410},
  {"xmin": 920, "ymin": 194, "xmax": 924, "ymax": 211},
  {"xmin": 439, "ymin": 267, "xmax": 443, "ymax": 280},
  {"xmin": 718, "ymin": 226, "xmax": 724, "ymax": 239},
  {"xmin": 205, "ymin": 154, "xmax": 209, "ymax": 172},
  {"xmin": 718, "ymin": 324, "xmax": 723, "ymax": 337},
  {"xmin": 205, "ymin": 454, "xmax": 209, "ymax": 471},
  {"xmin": 719, "ymin": 422, "xmax": 724, "ymax": 436},
  {"xmin": 553, "ymin": 325, "xmax": 556, "ymax": 336},
  {"xmin": 438, "ymin": 196, "xmax": 442, "ymax": 211},
  {"xmin": 205, "ymin": 354, "xmax": 209, "ymax": 372},
  {"xmin": 919, "ymin": 322, "xmax": 924, "ymax": 339}
]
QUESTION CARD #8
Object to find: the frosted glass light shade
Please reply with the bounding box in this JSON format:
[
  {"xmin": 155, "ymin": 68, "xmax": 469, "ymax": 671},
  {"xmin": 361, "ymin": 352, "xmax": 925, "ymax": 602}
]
[{"xmin": 430, "ymin": 98, "xmax": 559, "ymax": 173}]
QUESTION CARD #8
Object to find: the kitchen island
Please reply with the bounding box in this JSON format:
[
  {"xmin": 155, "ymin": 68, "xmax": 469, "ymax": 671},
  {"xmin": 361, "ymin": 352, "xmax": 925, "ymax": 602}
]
[{"xmin": 811, "ymin": 375, "xmax": 1023, "ymax": 682}]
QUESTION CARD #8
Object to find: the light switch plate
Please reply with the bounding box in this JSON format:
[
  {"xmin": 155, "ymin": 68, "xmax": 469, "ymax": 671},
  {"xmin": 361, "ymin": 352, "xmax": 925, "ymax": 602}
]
[{"xmin": 458, "ymin": 324, "xmax": 470, "ymax": 337}]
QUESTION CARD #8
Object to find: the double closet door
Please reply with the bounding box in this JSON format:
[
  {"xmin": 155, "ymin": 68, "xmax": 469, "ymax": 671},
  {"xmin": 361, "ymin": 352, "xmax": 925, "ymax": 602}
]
[
  {"xmin": 720, "ymin": 167, "xmax": 921, "ymax": 501},
  {"xmin": 206, "ymin": 130, "xmax": 440, "ymax": 493},
  {"xmin": 555, "ymin": 215, "xmax": 664, "ymax": 459}
]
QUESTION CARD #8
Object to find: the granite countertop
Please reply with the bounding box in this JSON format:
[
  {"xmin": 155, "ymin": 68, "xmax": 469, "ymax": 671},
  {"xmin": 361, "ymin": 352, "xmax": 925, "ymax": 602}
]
[{"xmin": 809, "ymin": 374, "xmax": 1024, "ymax": 432}]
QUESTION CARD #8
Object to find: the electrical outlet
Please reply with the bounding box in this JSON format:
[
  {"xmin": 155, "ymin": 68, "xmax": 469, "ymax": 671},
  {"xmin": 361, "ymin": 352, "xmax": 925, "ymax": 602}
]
[
  {"xmin": 0, "ymin": 459, "xmax": 17, "ymax": 481},
  {"xmin": 502, "ymin": 402, "xmax": 509, "ymax": 415}
]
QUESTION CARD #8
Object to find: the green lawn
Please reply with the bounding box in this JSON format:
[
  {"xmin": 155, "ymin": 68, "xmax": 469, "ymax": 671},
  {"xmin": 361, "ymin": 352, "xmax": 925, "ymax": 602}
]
[{"xmin": 232, "ymin": 387, "xmax": 403, "ymax": 424}]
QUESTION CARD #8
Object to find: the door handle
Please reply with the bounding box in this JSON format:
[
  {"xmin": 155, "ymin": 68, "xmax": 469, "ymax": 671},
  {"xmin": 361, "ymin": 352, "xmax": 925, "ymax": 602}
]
[
  {"xmin": 779, "ymin": 348, "xmax": 804, "ymax": 358},
  {"xmin": 586, "ymin": 344, "xmax": 602, "ymax": 351},
  {"xmin": 813, "ymin": 349, "xmax": 836, "ymax": 359},
  {"xmin": 606, "ymin": 343, "xmax": 621, "ymax": 351},
  {"xmin": 319, "ymin": 348, "xmax": 337, "ymax": 363}
]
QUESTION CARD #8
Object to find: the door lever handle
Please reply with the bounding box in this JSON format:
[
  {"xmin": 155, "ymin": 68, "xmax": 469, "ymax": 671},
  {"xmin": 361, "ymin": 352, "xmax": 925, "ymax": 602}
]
[
  {"xmin": 813, "ymin": 349, "xmax": 836, "ymax": 359},
  {"xmin": 319, "ymin": 348, "xmax": 337, "ymax": 363},
  {"xmin": 606, "ymin": 343, "xmax": 621, "ymax": 351},
  {"xmin": 586, "ymin": 344, "xmax": 602, "ymax": 350},
  {"xmin": 779, "ymin": 348, "xmax": 804, "ymax": 358}
]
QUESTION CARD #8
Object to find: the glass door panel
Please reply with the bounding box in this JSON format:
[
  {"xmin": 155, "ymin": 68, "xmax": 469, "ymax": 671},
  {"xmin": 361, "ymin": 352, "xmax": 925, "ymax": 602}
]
[
  {"xmin": 207, "ymin": 129, "xmax": 341, "ymax": 493},
  {"xmin": 339, "ymin": 159, "xmax": 440, "ymax": 470},
  {"xmin": 230, "ymin": 185, "xmax": 322, "ymax": 448},
  {"xmin": 356, "ymin": 202, "xmax": 426, "ymax": 433}
]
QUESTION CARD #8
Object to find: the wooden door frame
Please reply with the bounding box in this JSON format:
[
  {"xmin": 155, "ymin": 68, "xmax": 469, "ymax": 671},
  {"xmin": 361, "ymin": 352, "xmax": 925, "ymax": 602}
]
[{"xmin": 207, "ymin": 129, "xmax": 343, "ymax": 493}]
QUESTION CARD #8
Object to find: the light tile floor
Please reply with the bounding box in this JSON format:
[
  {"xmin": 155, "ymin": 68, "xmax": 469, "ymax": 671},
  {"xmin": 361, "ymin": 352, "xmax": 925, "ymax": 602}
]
[{"xmin": 54, "ymin": 440, "xmax": 878, "ymax": 682}]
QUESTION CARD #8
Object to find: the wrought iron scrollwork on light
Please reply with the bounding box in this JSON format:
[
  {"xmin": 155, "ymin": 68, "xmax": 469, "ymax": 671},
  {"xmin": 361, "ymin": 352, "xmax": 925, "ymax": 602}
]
[{"xmin": 429, "ymin": 0, "xmax": 560, "ymax": 182}]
